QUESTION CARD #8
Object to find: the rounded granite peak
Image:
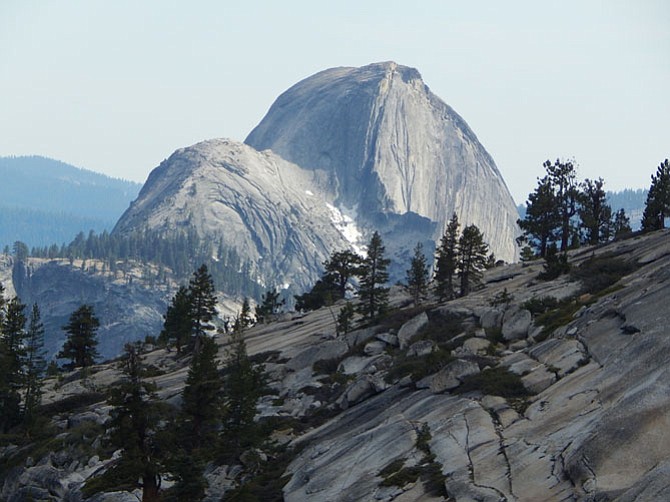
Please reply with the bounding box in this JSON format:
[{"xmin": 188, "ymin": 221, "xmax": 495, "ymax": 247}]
[{"xmin": 246, "ymin": 62, "xmax": 519, "ymax": 262}]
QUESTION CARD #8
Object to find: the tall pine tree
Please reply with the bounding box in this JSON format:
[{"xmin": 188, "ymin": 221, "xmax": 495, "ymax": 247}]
[
  {"xmin": 188, "ymin": 264, "xmax": 218, "ymax": 354},
  {"xmin": 58, "ymin": 304, "xmax": 100, "ymax": 370},
  {"xmin": 159, "ymin": 286, "xmax": 192, "ymax": 354},
  {"xmin": 23, "ymin": 304, "xmax": 46, "ymax": 428},
  {"xmin": 106, "ymin": 343, "xmax": 166, "ymax": 502},
  {"xmin": 641, "ymin": 159, "xmax": 670, "ymax": 231},
  {"xmin": 434, "ymin": 213, "xmax": 459, "ymax": 301},
  {"xmin": 0, "ymin": 294, "xmax": 25, "ymax": 432},
  {"xmin": 458, "ymin": 225, "xmax": 489, "ymax": 297},
  {"xmin": 357, "ymin": 231, "xmax": 390, "ymax": 319},
  {"xmin": 405, "ymin": 242, "xmax": 429, "ymax": 305},
  {"xmin": 222, "ymin": 325, "xmax": 264, "ymax": 454}
]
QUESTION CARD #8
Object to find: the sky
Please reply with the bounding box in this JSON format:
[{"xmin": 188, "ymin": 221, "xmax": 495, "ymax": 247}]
[{"xmin": 1, "ymin": 1, "xmax": 668, "ymax": 204}]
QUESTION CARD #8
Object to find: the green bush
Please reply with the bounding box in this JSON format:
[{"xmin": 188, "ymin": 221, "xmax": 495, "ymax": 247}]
[
  {"xmin": 571, "ymin": 254, "xmax": 637, "ymax": 295},
  {"xmin": 522, "ymin": 296, "xmax": 559, "ymax": 315},
  {"xmin": 457, "ymin": 367, "xmax": 529, "ymax": 398}
]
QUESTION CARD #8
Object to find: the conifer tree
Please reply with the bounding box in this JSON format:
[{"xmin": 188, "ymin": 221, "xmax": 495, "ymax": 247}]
[
  {"xmin": 235, "ymin": 297, "xmax": 254, "ymax": 331},
  {"xmin": 58, "ymin": 304, "xmax": 100, "ymax": 370},
  {"xmin": 188, "ymin": 264, "xmax": 218, "ymax": 354},
  {"xmin": 405, "ymin": 242, "xmax": 429, "ymax": 305},
  {"xmin": 613, "ymin": 208, "xmax": 632, "ymax": 238},
  {"xmin": 181, "ymin": 335, "xmax": 222, "ymax": 451},
  {"xmin": 23, "ymin": 303, "xmax": 46, "ymax": 427},
  {"xmin": 222, "ymin": 324, "xmax": 264, "ymax": 453},
  {"xmin": 579, "ymin": 177, "xmax": 612, "ymax": 245},
  {"xmin": 357, "ymin": 231, "xmax": 390, "ymax": 319},
  {"xmin": 434, "ymin": 213, "xmax": 459, "ymax": 300},
  {"xmin": 641, "ymin": 159, "xmax": 670, "ymax": 232},
  {"xmin": 336, "ymin": 301, "xmax": 355, "ymax": 336},
  {"xmin": 159, "ymin": 286, "xmax": 192, "ymax": 354},
  {"xmin": 518, "ymin": 176, "xmax": 559, "ymax": 257},
  {"xmin": 546, "ymin": 159, "xmax": 580, "ymax": 251},
  {"xmin": 171, "ymin": 335, "xmax": 222, "ymax": 500},
  {"xmin": 323, "ymin": 250, "xmax": 362, "ymax": 299},
  {"xmin": 0, "ymin": 294, "xmax": 25, "ymax": 432},
  {"xmin": 107, "ymin": 343, "xmax": 165, "ymax": 502},
  {"xmin": 458, "ymin": 225, "xmax": 489, "ymax": 296},
  {"xmin": 255, "ymin": 288, "xmax": 285, "ymax": 324}
]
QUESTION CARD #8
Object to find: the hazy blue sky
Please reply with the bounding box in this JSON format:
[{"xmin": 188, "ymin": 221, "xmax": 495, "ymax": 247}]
[{"xmin": 1, "ymin": 1, "xmax": 668, "ymax": 203}]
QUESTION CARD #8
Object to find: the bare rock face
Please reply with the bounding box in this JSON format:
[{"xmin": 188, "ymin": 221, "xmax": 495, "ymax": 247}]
[
  {"xmin": 246, "ymin": 61, "xmax": 519, "ymax": 262},
  {"xmin": 114, "ymin": 138, "xmax": 352, "ymax": 292}
]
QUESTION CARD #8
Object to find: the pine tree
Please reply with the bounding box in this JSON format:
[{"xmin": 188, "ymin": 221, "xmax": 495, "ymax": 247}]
[
  {"xmin": 188, "ymin": 264, "xmax": 218, "ymax": 354},
  {"xmin": 458, "ymin": 225, "xmax": 489, "ymax": 297},
  {"xmin": 546, "ymin": 159, "xmax": 580, "ymax": 251},
  {"xmin": 0, "ymin": 294, "xmax": 25, "ymax": 433},
  {"xmin": 405, "ymin": 242, "xmax": 429, "ymax": 305},
  {"xmin": 159, "ymin": 286, "xmax": 192, "ymax": 354},
  {"xmin": 336, "ymin": 301, "xmax": 355, "ymax": 336},
  {"xmin": 517, "ymin": 175, "xmax": 559, "ymax": 257},
  {"xmin": 357, "ymin": 231, "xmax": 390, "ymax": 319},
  {"xmin": 235, "ymin": 297, "xmax": 254, "ymax": 331},
  {"xmin": 434, "ymin": 213, "xmax": 459, "ymax": 300},
  {"xmin": 107, "ymin": 343, "xmax": 165, "ymax": 502},
  {"xmin": 323, "ymin": 250, "xmax": 362, "ymax": 299},
  {"xmin": 23, "ymin": 304, "xmax": 46, "ymax": 428},
  {"xmin": 58, "ymin": 304, "xmax": 100, "ymax": 370},
  {"xmin": 181, "ymin": 336, "xmax": 222, "ymax": 451},
  {"xmin": 172, "ymin": 335, "xmax": 222, "ymax": 499},
  {"xmin": 255, "ymin": 288, "xmax": 285, "ymax": 324},
  {"xmin": 641, "ymin": 159, "xmax": 670, "ymax": 232},
  {"xmin": 613, "ymin": 208, "xmax": 632, "ymax": 238},
  {"xmin": 222, "ymin": 326, "xmax": 264, "ymax": 453},
  {"xmin": 578, "ymin": 178, "xmax": 611, "ymax": 245}
]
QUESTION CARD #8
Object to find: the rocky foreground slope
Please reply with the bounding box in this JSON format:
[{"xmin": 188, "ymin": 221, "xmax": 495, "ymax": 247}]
[{"xmin": 2, "ymin": 230, "xmax": 669, "ymax": 501}]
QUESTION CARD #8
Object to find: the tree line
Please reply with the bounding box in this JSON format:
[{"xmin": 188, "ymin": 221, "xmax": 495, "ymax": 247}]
[
  {"xmin": 517, "ymin": 158, "xmax": 670, "ymax": 260},
  {"xmin": 15, "ymin": 227, "xmax": 263, "ymax": 300}
]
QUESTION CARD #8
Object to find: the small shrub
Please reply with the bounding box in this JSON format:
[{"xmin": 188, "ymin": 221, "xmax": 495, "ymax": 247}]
[
  {"xmin": 384, "ymin": 349, "xmax": 453, "ymax": 383},
  {"xmin": 522, "ymin": 296, "xmax": 559, "ymax": 315},
  {"xmin": 379, "ymin": 459, "xmax": 406, "ymax": 478},
  {"xmin": 571, "ymin": 254, "xmax": 637, "ymax": 295},
  {"xmin": 380, "ymin": 466, "xmax": 421, "ymax": 487},
  {"xmin": 489, "ymin": 288, "xmax": 514, "ymax": 307},
  {"xmin": 538, "ymin": 245, "xmax": 570, "ymax": 280},
  {"xmin": 457, "ymin": 367, "xmax": 530, "ymax": 398},
  {"xmin": 534, "ymin": 299, "xmax": 582, "ymax": 341}
]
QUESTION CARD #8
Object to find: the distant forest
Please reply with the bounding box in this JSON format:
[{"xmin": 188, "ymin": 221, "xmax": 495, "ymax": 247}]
[
  {"xmin": 26, "ymin": 227, "xmax": 264, "ymax": 301},
  {"xmin": 0, "ymin": 156, "xmax": 141, "ymax": 248}
]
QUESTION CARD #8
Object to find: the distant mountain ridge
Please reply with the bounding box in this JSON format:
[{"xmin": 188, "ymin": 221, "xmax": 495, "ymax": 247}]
[{"xmin": 0, "ymin": 156, "xmax": 141, "ymax": 248}]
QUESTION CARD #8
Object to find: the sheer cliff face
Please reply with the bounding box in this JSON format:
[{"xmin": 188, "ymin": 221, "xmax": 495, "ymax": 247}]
[
  {"xmin": 246, "ymin": 62, "xmax": 519, "ymax": 262},
  {"xmin": 114, "ymin": 138, "xmax": 351, "ymax": 291}
]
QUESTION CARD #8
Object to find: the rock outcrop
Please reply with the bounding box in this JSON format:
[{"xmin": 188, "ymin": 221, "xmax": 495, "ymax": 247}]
[
  {"xmin": 113, "ymin": 138, "xmax": 352, "ymax": 292},
  {"xmin": 114, "ymin": 62, "xmax": 520, "ymax": 296},
  {"xmin": 246, "ymin": 61, "xmax": 519, "ymax": 263},
  {"xmin": 4, "ymin": 230, "xmax": 670, "ymax": 500}
]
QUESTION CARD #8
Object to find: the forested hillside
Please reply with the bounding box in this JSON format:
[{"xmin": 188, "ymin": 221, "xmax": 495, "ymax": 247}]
[{"xmin": 0, "ymin": 156, "xmax": 141, "ymax": 248}]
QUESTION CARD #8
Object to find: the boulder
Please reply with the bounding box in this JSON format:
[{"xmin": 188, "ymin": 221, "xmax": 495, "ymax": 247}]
[
  {"xmin": 406, "ymin": 340, "xmax": 434, "ymax": 357},
  {"xmin": 429, "ymin": 359, "xmax": 480, "ymax": 393},
  {"xmin": 375, "ymin": 332, "xmax": 399, "ymax": 347},
  {"xmin": 480, "ymin": 308, "xmax": 504, "ymax": 330},
  {"xmin": 397, "ymin": 312, "xmax": 429, "ymax": 349},
  {"xmin": 363, "ymin": 340, "xmax": 386, "ymax": 356},
  {"xmin": 501, "ymin": 307, "xmax": 532, "ymax": 341},
  {"xmin": 457, "ymin": 337, "xmax": 490, "ymax": 356},
  {"xmin": 286, "ymin": 340, "xmax": 348, "ymax": 372}
]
